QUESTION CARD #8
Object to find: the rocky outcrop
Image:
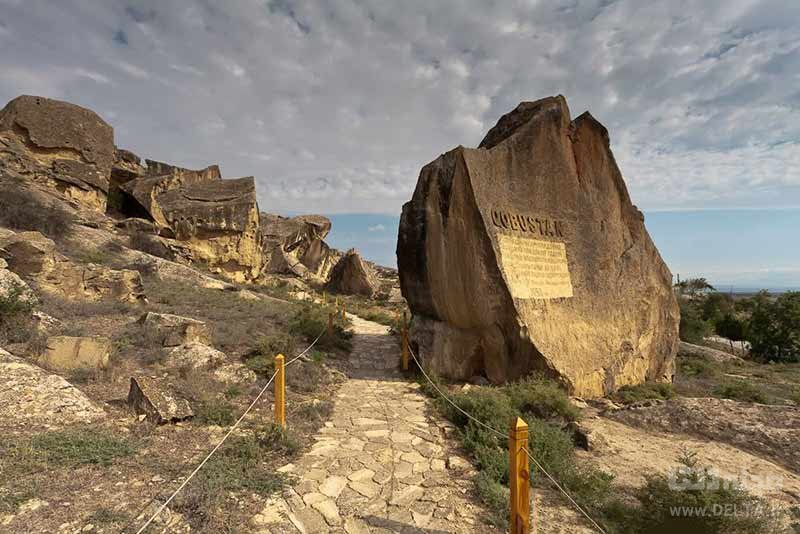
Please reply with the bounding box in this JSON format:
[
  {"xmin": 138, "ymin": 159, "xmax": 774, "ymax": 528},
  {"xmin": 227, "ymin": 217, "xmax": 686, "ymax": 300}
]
[
  {"xmin": 139, "ymin": 312, "xmax": 211, "ymax": 347},
  {"xmin": 0, "ymin": 230, "xmax": 146, "ymax": 303},
  {"xmin": 165, "ymin": 342, "xmax": 256, "ymax": 383},
  {"xmin": 679, "ymin": 341, "xmax": 742, "ymax": 363},
  {"xmin": 397, "ymin": 96, "xmax": 679, "ymax": 397},
  {"xmin": 0, "ymin": 95, "xmax": 115, "ymax": 211},
  {"xmin": 116, "ymin": 163, "xmax": 263, "ymax": 282},
  {"xmin": 262, "ymin": 213, "xmax": 337, "ymax": 281},
  {"xmin": 127, "ymin": 376, "xmax": 193, "ymax": 424},
  {"xmin": 0, "ymin": 265, "xmax": 37, "ymax": 305},
  {"xmin": 325, "ymin": 249, "xmax": 379, "ymax": 297},
  {"xmin": 38, "ymin": 336, "xmax": 111, "ymax": 372},
  {"xmin": 0, "ymin": 346, "xmax": 105, "ymax": 427}
]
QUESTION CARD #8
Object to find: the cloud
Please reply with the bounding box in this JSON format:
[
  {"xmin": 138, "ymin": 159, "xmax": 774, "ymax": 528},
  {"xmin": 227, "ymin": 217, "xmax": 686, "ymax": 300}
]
[
  {"xmin": 368, "ymin": 224, "xmax": 386, "ymax": 232},
  {"xmin": 0, "ymin": 0, "xmax": 797, "ymax": 215}
]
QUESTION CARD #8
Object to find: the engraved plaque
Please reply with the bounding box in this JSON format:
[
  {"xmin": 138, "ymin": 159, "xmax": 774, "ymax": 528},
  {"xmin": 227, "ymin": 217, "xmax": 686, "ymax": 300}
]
[{"xmin": 497, "ymin": 234, "xmax": 574, "ymax": 299}]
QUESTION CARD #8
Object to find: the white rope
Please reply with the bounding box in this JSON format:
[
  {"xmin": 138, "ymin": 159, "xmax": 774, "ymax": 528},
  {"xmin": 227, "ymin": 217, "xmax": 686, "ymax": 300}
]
[
  {"xmin": 407, "ymin": 345, "xmax": 606, "ymax": 534},
  {"xmin": 522, "ymin": 448, "xmax": 607, "ymax": 534},
  {"xmin": 134, "ymin": 325, "xmax": 327, "ymax": 533}
]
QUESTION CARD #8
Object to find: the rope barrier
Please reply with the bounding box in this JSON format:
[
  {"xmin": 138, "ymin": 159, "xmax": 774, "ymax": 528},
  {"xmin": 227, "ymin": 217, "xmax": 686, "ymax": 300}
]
[
  {"xmin": 132, "ymin": 324, "xmax": 328, "ymax": 533},
  {"xmin": 407, "ymin": 345, "xmax": 607, "ymax": 534}
]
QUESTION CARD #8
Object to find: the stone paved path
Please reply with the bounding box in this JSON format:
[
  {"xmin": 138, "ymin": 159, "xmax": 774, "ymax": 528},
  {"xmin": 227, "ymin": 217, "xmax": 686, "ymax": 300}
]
[{"xmin": 253, "ymin": 314, "xmax": 497, "ymax": 533}]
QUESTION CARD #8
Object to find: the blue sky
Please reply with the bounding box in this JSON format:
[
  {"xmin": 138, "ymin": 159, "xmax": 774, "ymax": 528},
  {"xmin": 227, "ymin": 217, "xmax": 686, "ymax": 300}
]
[{"xmin": 0, "ymin": 1, "xmax": 797, "ymax": 287}]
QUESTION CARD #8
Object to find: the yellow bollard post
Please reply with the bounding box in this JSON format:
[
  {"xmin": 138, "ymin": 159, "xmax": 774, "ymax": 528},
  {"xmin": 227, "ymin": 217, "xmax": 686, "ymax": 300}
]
[
  {"xmin": 327, "ymin": 311, "xmax": 334, "ymax": 338},
  {"xmin": 509, "ymin": 417, "xmax": 530, "ymax": 534},
  {"xmin": 322, "ymin": 291, "xmax": 327, "ymax": 304},
  {"xmin": 403, "ymin": 311, "xmax": 408, "ymax": 330},
  {"xmin": 401, "ymin": 327, "xmax": 409, "ymax": 371},
  {"xmin": 275, "ymin": 354, "xmax": 286, "ymax": 429},
  {"xmin": 335, "ymin": 296, "xmax": 339, "ymax": 310}
]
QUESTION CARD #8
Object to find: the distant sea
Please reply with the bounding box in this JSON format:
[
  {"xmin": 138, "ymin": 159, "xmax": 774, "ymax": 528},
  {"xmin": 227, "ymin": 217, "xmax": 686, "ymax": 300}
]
[{"xmin": 324, "ymin": 209, "xmax": 800, "ymax": 293}]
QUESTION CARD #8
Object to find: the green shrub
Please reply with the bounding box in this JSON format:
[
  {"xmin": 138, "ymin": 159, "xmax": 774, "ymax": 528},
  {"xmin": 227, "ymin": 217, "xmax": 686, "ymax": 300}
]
[
  {"xmin": 195, "ymin": 400, "xmax": 237, "ymax": 426},
  {"xmin": 243, "ymin": 354, "xmax": 274, "ymax": 376},
  {"xmin": 678, "ymin": 356, "xmax": 719, "ymax": 378},
  {"xmin": 289, "ymin": 304, "xmax": 352, "ymax": 352},
  {"xmin": 428, "ymin": 381, "xmax": 613, "ymax": 528},
  {"xmin": 614, "ymin": 382, "xmax": 676, "ymax": 404},
  {"xmin": 256, "ymin": 332, "xmax": 296, "ymax": 359},
  {"xmin": 680, "ymin": 299, "xmax": 713, "ymax": 344},
  {"xmin": 631, "ymin": 450, "xmax": 777, "ymax": 533},
  {"xmin": 713, "ymin": 381, "xmax": 769, "ymax": 404}
]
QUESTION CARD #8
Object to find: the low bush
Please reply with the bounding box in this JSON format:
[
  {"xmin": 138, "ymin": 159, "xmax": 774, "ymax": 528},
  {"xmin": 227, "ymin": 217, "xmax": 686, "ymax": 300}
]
[
  {"xmin": 172, "ymin": 428, "xmax": 290, "ymax": 529},
  {"xmin": 195, "ymin": 399, "xmax": 237, "ymax": 426},
  {"xmin": 0, "ymin": 184, "xmax": 73, "ymax": 240},
  {"xmin": 0, "ymin": 283, "xmax": 37, "ymax": 345},
  {"xmin": 678, "ymin": 355, "xmax": 720, "ymax": 378},
  {"xmin": 713, "ymin": 381, "xmax": 770, "ymax": 404},
  {"xmin": 424, "ymin": 375, "xmax": 612, "ymax": 528},
  {"xmin": 630, "ymin": 450, "xmax": 777, "ymax": 533},
  {"xmin": 289, "ymin": 304, "xmax": 352, "ymax": 352},
  {"xmin": 614, "ymin": 382, "xmax": 676, "ymax": 404}
]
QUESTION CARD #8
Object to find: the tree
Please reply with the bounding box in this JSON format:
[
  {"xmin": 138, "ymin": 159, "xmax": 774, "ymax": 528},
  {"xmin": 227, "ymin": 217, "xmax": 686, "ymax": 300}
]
[
  {"xmin": 747, "ymin": 292, "xmax": 800, "ymax": 362},
  {"xmin": 679, "ymin": 299, "xmax": 712, "ymax": 344},
  {"xmin": 701, "ymin": 292, "xmax": 734, "ymax": 325},
  {"xmin": 716, "ymin": 313, "xmax": 748, "ymax": 354},
  {"xmin": 675, "ymin": 277, "xmax": 715, "ymax": 297}
]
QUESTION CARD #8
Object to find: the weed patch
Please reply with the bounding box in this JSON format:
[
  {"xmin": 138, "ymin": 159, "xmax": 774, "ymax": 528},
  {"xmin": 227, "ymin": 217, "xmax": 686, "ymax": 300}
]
[
  {"xmin": 2, "ymin": 429, "xmax": 135, "ymax": 472},
  {"xmin": 614, "ymin": 382, "xmax": 676, "ymax": 404},
  {"xmin": 713, "ymin": 380, "xmax": 770, "ymax": 404}
]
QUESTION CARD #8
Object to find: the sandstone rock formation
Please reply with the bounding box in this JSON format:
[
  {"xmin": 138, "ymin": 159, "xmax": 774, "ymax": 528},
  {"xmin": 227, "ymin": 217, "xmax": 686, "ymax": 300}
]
[
  {"xmin": 38, "ymin": 336, "xmax": 111, "ymax": 372},
  {"xmin": 397, "ymin": 96, "xmax": 679, "ymax": 397},
  {"xmin": 262, "ymin": 213, "xmax": 338, "ymax": 281},
  {"xmin": 0, "ymin": 95, "xmax": 115, "ymax": 211},
  {"xmin": 127, "ymin": 376, "xmax": 194, "ymax": 424},
  {"xmin": 0, "ymin": 346, "xmax": 105, "ymax": 427},
  {"xmin": 325, "ymin": 249, "xmax": 379, "ymax": 297},
  {"xmin": 139, "ymin": 312, "xmax": 211, "ymax": 347},
  {"xmin": 164, "ymin": 342, "xmax": 256, "ymax": 383},
  {"xmin": 116, "ymin": 162, "xmax": 263, "ymax": 282},
  {"xmin": 0, "ymin": 230, "xmax": 146, "ymax": 303}
]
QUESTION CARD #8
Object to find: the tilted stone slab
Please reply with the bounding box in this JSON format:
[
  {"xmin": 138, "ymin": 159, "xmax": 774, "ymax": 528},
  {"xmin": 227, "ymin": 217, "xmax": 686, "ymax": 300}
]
[
  {"xmin": 397, "ymin": 96, "xmax": 679, "ymax": 397},
  {"xmin": 127, "ymin": 375, "xmax": 193, "ymax": 424}
]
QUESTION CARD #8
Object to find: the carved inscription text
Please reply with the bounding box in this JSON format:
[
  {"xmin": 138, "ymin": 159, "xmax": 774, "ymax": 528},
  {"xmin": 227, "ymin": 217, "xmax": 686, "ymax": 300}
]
[
  {"xmin": 491, "ymin": 209, "xmax": 564, "ymax": 238},
  {"xmin": 497, "ymin": 235, "xmax": 574, "ymax": 300}
]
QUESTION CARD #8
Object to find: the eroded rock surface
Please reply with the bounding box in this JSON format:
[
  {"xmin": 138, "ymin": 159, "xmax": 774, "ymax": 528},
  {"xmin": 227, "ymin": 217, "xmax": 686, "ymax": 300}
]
[
  {"xmin": 397, "ymin": 96, "xmax": 679, "ymax": 397},
  {"xmin": 262, "ymin": 213, "xmax": 337, "ymax": 281},
  {"xmin": 326, "ymin": 249, "xmax": 379, "ymax": 298},
  {"xmin": 39, "ymin": 336, "xmax": 111, "ymax": 372},
  {"xmin": 0, "ymin": 230, "xmax": 146, "ymax": 303},
  {"xmin": 0, "ymin": 95, "xmax": 115, "ymax": 211},
  {"xmin": 127, "ymin": 375, "xmax": 193, "ymax": 424},
  {"xmin": 139, "ymin": 312, "xmax": 210, "ymax": 347},
  {"xmin": 0, "ymin": 347, "xmax": 105, "ymax": 428}
]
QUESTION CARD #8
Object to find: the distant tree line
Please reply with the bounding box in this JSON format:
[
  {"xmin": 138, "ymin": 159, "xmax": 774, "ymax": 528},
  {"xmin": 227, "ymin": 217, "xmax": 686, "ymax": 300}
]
[{"xmin": 675, "ymin": 278, "xmax": 800, "ymax": 362}]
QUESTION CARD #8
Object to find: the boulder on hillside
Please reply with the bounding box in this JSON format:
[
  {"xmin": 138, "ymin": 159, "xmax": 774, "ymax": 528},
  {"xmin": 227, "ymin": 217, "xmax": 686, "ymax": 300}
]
[
  {"xmin": 165, "ymin": 342, "xmax": 257, "ymax": 383},
  {"xmin": 0, "ymin": 95, "xmax": 115, "ymax": 211},
  {"xmin": 261, "ymin": 213, "xmax": 336, "ymax": 281},
  {"xmin": 325, "ymin": 249, "xmax": 379, "ymax": 297},
  {"xmin": 0, "ymin": 346, "xmax": 105, "ymax": 427},
  {"xmin": 139, "ymin": 312, "xmax": 211, "ymax": 347},
  {"xmin": 397, "ymin": 96, "xmax": 679, "ymax": 397},
  {"xmin": 38, "ymin": 336, "xmax": 111, "ymax": 372},
  {"xmin": 0, "ymin": 266, "xmax": 37, "ymax": 305},
  {"xmin": 127, "ymin": 376, "xmax": 193, "ymax": 424},
  {"xmin": 0, "ymin": 230, "xmax": 146, "ymax": 303},
  {"xmin": 117, "ymin": 169, "xmax": 263, "ymax": 282}
]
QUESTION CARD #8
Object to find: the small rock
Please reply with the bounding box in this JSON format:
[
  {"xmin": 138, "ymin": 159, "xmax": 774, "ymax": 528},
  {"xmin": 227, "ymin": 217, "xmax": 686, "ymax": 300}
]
[
  {"xmin": 127, "ymin": 376, "xmax": 193, "ymax": 424},
  {"xmin": 446, "ymin": 456, "xmax": 470, "ymax": 471}
]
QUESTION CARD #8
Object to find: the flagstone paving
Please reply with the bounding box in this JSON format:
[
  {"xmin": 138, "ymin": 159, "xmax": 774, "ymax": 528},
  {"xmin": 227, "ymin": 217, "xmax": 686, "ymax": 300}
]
[{"xmin": 253, "ymin": 314, "xmax": 498, "ymax": 533}]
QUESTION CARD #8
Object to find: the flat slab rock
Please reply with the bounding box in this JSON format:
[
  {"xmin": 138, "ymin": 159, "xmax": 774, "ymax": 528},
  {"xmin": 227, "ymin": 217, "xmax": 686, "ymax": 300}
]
[
  {"xmin": 127, "ymin": 376, "xmax": 193, "ymax": 424},
  {"xmin": 139, "ymin": 312, "xmax": 210, "ymax": 347},
  {"xmin": 0, "ymin": 347, "xmax": 105, "ymax": 428}
]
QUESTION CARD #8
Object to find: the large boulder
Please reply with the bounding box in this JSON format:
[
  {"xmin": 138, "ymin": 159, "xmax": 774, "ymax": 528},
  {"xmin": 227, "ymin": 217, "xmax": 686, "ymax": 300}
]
[
  {"xmin": 38, "ymin": 336, "xmax": 111, "ymax": 371},
  {"xmin": 0, "ymin": 230, "xmax": 146, "ymax": 303},
  {"xmin": 139, "ymin": 312, "xmax": 211, "ymax": 347},
  {"xmin": 0, "ymin": 346, "xmax": 105, "ymax": 427},
  {"xmin": 397, "ymin": 96, "xmax": 679, "ymax": 397},
  {"xmin": 325, "ymin": 249, "xmax": 379, "ymax": 297},
  {"xmin": 0, "ymin": 95, "xmax": 115, "ymax": 211},
  {"xmin": 118, "ymin": 170, "xmax": 263, "ymax": 282},
  {"xmin": 127, "ymin": 376, "xmax": 193, "ymax": 424},
  {"xmin": 261, "ymin": 213, "xmax": 336, "ymax": 280}
]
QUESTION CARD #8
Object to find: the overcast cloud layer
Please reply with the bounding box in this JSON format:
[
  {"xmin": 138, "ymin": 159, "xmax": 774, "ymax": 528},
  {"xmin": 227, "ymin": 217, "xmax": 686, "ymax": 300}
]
[{"xmin": 1, "ymin": 0, "xmax": 798, "ymax": 214}]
